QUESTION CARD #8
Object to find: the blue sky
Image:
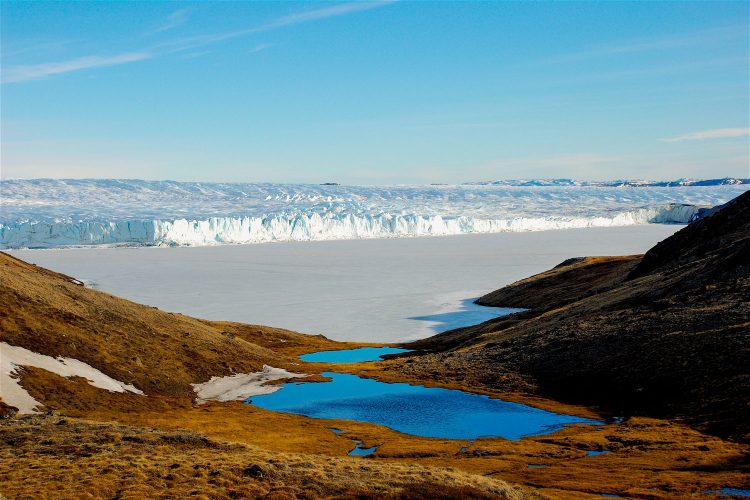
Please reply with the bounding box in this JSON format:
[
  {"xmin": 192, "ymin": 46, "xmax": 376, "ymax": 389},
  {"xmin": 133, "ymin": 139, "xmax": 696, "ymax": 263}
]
[{"xmin": 1, "ymin": 1, "xmax": 748, "ymax": 184}]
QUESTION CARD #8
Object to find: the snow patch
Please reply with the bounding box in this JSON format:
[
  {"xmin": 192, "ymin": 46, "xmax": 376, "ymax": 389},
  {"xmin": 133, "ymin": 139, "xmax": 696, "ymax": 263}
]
[
  {"xmin": 191, "ymin": 365, "xmax": 306, "ymax": 404},
  {"xmin": 0, "ymin": 342, "xmax": 144, "ymax": 414}
]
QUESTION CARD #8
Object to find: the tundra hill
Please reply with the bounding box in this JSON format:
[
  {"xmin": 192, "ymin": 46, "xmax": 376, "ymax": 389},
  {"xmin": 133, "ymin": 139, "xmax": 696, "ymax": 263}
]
[
  {"xmin": 406, "ymin": 191, "xmax": 750, "ymax": 441},
  {"xmin": 0, "ymin": 250, "xmax": 357, "ymax": 408}
]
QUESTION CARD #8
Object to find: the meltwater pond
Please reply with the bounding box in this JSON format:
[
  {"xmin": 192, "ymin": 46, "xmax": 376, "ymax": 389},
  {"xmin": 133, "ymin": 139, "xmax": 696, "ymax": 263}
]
[
  {"xmin": 249, "ymin": 372, "xmax": 599, "ymax": 440},
  {"xmin": 299, "ymin": 347, "xmax": 411, "ymax": 363}
]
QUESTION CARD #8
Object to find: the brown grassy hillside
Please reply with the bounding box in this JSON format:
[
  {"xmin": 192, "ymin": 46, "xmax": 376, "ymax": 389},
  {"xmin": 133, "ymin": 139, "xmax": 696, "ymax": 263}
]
[
  {"xmin": 1, "ymin": 414, "xmax": 525, "ymax": 500},
  {"xmin": 0, "ymin": 251, "xmax": 359, "ymax": 405}
]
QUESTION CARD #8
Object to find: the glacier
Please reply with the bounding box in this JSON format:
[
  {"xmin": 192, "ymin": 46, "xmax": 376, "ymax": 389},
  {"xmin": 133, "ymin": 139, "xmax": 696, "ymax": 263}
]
[{"xmin": 1, "ymin": 179, "xmax": 747, "ymax": 249}]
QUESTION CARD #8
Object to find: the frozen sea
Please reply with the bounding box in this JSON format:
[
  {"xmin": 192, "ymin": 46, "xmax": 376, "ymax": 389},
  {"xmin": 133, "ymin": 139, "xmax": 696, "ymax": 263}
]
[
  {"xmin": 11, "ymin": 225, "xmax": 681, "ymax": 342},
  {"xmin": 3, "ymin": 179, "xmax": 745, "ymax": 342}
]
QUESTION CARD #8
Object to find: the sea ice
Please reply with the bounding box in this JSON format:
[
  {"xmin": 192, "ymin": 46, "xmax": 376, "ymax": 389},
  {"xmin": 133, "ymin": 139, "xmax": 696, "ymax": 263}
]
[{"xmin": 10, "ymin": 225, "xmax": 684, "ymax": 342}]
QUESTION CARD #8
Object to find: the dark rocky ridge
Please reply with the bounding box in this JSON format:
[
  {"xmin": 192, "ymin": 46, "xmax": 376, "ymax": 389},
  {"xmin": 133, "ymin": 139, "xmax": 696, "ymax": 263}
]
[
  {"xmin": 406, "ymin": 191, "xmax": 750, "ymax": 441},
  {"xmin": 475, "ymin": 255, "xmax": 641, "ymax": 311}
]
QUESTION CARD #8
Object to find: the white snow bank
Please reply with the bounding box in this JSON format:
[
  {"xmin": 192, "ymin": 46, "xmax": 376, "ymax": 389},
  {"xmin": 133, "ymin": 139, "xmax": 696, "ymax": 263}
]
[
  {"xmin": 0, "ymin": 342, "xmax": 144, "ymax": 414},
  {"xmin": 191, "ymin": 365, "xmax": 305, "ymax": 404}
]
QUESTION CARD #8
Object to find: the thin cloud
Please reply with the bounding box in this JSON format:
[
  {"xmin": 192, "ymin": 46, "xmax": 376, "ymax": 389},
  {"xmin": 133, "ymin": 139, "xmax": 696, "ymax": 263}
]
[
  {"xmin": 660, "ymin": 128, "xmax": 750, "ymax": 142},
  {"xmin": 532, "ymin": 56, "xmax": 748, "ymax": 87},
  {"xmin": 153, "ymin": 8, "xmax": 191, "ymax": 34},
  {"xmin": 1, "ymin": 39, "xmax": 78, "ymax": 58},
  {"xmin": 249, "ymin": 43, "xmax": 273, "ymax": 54},
  {"xmin": 262, "ymin": 1, "xmax": 393, "ymax": 30},
  {"xmin": 154, "ymin": 1, "xmax": 393, "ymax": 53},
  {"xmin": 2, "ymin": 52, "xmax": 152, "ymax": 83},
  {"xmin": 544, "ymin": 24, "xmax": 747, "ymax": 64},
  {"xmin": 3, "ymin": 2, "xmax": 393, "ymax": 84}
]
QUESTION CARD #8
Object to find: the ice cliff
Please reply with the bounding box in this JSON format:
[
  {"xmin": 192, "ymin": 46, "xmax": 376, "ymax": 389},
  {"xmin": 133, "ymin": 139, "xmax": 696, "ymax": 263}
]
[{"xmin": 1, "ymin": 179, "xmax": 746, "ymax": 248}]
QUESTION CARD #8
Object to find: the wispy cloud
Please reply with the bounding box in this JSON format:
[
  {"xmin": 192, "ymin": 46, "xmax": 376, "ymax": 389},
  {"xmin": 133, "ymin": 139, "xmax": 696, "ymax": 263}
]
[
  {"xmin": 249, "ymin": 43, "xmax": 273, "ymax": 54},
  {"xmin": 530, "ymin": 56, "xmax": 748, "ymax": 87},
  {"xmin": 153, "ymin": 8, "xmax": 191, "ymax": 34},
  {"xmin": 2, "ymin": 52, "xmax": 152, "ymax": 83},
  {"xmin": 660, "ymin": 128, "xmax": 750, "ymax": 142},
  {"xmin": 1, "ymin": 39, "xmax": 78, "ymax": 58},
  {"xmin": 544, "ymin": 24, "xmax": 747, "ymax": 64},
  {"xmin": 154, "ymin": 1, "xmax": 393, "ymax": 53},
  {"xmin": 3, "ymin": 2, "xmax": 393, "ymax": 84},
  {"xmin": 261, "ymin": 1, "xmax": 392, "ymax": 30}
]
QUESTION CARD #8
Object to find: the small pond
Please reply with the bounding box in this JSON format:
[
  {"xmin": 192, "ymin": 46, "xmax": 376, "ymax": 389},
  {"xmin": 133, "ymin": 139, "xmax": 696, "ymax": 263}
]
[
  {"xmin": 300, "ymin": 347, "xmax": 411, "ymax": 363},
  {"xmin": 248, "ymin": 372, "xmax": 600, "ymax": 440},
  {"xmin": 348, "ymin": 441, "xmax": 378, "ymax": 456},
  {"xmin": 587, "ymin": 450, "xmax": 610, "ymax": 456},
  {"xmin": 705, "ymin": 488, "xmax": 750, "ymax": 498}
]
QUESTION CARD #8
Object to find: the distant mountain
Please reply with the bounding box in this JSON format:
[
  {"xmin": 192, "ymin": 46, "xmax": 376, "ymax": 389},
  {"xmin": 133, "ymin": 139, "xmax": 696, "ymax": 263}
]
[{"xmin": 464, "ymin": 177, "xmax": 750, "ymax": 187}]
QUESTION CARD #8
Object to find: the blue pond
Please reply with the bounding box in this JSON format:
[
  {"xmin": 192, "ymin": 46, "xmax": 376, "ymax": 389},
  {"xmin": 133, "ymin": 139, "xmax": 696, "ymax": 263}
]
[
  {"xmin": 300, "ymin": 347, "xmax": 411, "ymax": 363},
  {"xmin": 707, "ymin": 488, "xmax": 750, "ymax": 497},
  {"xmin": 249, "ymin": 372, "xmax": 599, "ymax": 440},
  {"xmin": 348, "ymin": 442, "xmax": 378, "ymax": 456}
]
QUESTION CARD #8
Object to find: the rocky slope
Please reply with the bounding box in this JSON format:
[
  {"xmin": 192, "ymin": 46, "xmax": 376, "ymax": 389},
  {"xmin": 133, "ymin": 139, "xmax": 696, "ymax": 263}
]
[{"xmin": 407, "ymin": 191, "xmax": 750, "ymax": 441}]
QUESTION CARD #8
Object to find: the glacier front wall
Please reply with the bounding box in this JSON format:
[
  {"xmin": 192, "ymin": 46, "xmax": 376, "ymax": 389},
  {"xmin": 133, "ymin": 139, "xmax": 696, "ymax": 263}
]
[{"xmin": 0, "ymin": 203, "xmax": 701, "ymax": 249}]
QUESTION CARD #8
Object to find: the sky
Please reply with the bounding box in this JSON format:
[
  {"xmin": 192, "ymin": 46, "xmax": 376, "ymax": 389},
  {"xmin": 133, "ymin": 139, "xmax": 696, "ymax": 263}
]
[{"xmin": 1, "ymin": 1, "xmax": 748, "ymax": 184}]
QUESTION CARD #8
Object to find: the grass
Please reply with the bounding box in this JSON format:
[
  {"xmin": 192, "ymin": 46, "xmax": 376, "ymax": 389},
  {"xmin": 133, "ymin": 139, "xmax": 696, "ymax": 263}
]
[{"xmin": 0, "ymin": 415, "xmax": 529, "ymax": 500}]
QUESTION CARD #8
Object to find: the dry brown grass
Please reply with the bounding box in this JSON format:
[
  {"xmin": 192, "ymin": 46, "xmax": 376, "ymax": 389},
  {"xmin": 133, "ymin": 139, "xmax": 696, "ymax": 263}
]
[{"xmin": 0, "ymin": 415, "xmax": 529, "ymax": 500}]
